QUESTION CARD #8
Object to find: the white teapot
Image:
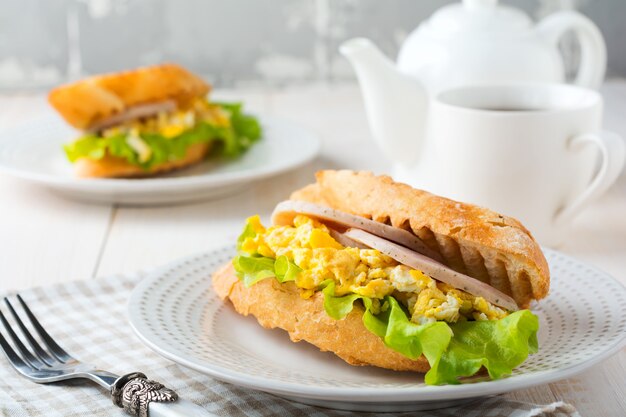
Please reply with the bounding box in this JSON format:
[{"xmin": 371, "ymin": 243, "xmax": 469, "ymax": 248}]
[{"xmin": 350, "ymin": 0, "xmax": 607, "ymax": 95}]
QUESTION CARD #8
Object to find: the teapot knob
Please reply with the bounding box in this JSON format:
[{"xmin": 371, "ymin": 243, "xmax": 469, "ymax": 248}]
[{"xmin": 463, "ymin": 0, "xmax": 497, "ymax": 9}]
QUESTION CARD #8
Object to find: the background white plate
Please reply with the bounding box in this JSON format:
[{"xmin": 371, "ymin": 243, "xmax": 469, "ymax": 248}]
[
  {"xmin": 128, "ymin": 247, "xmax": 626, "ymax": 412},
  {"xmin": 0, "ymin": 115, "xmax": 319, "ymax": 205}
]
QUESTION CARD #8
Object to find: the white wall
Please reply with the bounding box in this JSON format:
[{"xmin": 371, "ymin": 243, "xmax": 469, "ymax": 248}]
[{"xmin": 0, "ymin": 0, "xmax": 622, "ymax": 90}]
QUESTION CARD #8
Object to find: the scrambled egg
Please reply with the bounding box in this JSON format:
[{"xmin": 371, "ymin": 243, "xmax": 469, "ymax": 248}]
[
  {"xmin": 101, "ymin": 98, "xmax": 231, "ymax": 160},
  {"xmin": 241, "ymin": 215, "xmax": 509, "ymax": 324}
]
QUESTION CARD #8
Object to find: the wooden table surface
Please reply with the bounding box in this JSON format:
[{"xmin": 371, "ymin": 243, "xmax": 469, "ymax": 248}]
[{"xmin": 0, "ymin": 83, "xmax": 625, "ymax": 416}]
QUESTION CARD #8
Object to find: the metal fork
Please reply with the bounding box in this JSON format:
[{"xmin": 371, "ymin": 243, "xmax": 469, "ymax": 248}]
[{"xmin": 0, "ymin": 294, "xmax": 215, "ymax": 417}]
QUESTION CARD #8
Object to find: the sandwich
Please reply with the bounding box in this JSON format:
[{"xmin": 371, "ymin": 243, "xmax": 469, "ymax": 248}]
[
  {"xmin": 48, "ymin": 63, "xmax": 261, "ymax": 178},
  {"xmin": 213, "ymin": 170, "xmax": 550, "ymax": 385}
]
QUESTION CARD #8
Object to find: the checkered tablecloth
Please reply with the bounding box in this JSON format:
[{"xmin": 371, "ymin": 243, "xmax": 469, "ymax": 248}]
[{"xmin": 0, "ymin": 272, "xmax": 579, "ymax": 417}]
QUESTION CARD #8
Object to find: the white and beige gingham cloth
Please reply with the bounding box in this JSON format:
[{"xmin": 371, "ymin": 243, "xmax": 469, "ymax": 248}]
[{"xmin": 0, "ymin": 273, "xmax": 580, "ymax": 417}]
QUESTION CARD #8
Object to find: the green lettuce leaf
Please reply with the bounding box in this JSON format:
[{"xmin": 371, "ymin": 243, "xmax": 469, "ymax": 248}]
[
  {"xmin": 64, "ymin": 134, "xmax": 105, "ymax": 162},
  {"xmin": 319, "ymin": 280, "xmax": 368, "ymax": 320},
  {"xmin": 215, "ymin": 102, "xmax": 263, "ymax": 157},
  {"xmin": 64, "ymin": 134, "xmax": 138, "ymax": 164},
  {"xmin": 232, "ymin": 255, "xmax": 276, "ymax": 287},
  {"xmin": 320, "ymin": 280, "xmax": 538, "ymax": 385},
  {"xmin": 274, "ymin": 255, "xmax": 301, "ymax": 283},
  {"xmin": 426, "ymin": 309, "xmax": 539, "ymax": 385},
  {"xmin": 63, "ymin": 102, "xmax": 262, "ymax": 169},
  {"xmin": 372, "ymin": 296, "xmax": 453, "ymax": 365},
  {"xmin": 321, "ymin": 280, "xmax": 452, "ymax": 368},
  {"xmin": 232, "ymin": 254, "xmax": 301, "ymax": 287}
]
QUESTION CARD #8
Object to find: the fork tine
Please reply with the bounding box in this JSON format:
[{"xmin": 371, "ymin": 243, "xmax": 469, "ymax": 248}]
[
  {"xmin": 0, "ymin": 328, "xmax": 36, "ymax": 377},
  {"xmin": 3, "ymin": 297, "xmax": 56, "ymax": 366},
  {"xmin": 16, "ymin": 295, "xmax": 75, "ymax": 363},
  {"xmin": 0, "ymin": 310, "xmax": 44, "ymax": 369}
]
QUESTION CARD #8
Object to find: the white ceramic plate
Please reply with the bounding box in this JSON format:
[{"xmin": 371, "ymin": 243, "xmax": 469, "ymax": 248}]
[
  {"xmin": 0, "ymin": 115, "xmax": 319, "ymax": 205},
  {"xmin": 128, "ymin": 247, "xmax": 626, "ymax": 412}
]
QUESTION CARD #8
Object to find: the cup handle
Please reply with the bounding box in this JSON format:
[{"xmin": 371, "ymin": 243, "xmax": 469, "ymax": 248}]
[{"xmin": 554, "ymin": 130, "xmax": 625, "ymax": 225}]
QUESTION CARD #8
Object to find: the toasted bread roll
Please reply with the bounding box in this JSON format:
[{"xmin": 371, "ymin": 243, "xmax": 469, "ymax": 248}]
[
  {"xmin": 290, "ymin": 170, "xmax": 550, "ymax": 308},
  {"xmin": 212, "ymin": 263, "xmax": 430, "ymax": 372},
  {"xmin": 49, "ymin": 63, "xmax": 210, "ymax": 130},
  {"xmin": 75, "ymin": 142, "xmax": 211, "ymax": 178}
]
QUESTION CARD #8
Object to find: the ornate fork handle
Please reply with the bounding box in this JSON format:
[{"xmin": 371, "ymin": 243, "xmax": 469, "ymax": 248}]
[
  {"xmin": 111, "ymin": 372, "xmax": 179, "ymax": 417},
  {"xmin": 0, "ymin": 295, "xmax": 216, "ymax": 417}
]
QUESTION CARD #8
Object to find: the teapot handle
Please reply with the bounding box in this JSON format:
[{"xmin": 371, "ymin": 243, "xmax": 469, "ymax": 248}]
[{"xmin": 536, "ymin": 10, "xmax": 606, "ymax": 89}]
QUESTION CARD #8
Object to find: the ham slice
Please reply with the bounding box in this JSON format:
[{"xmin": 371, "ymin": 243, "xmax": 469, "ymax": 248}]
[
  {"xmin": 272, "ymin": 200, "xmax": 443, "ymax": 262},
  {"xmin": 343, "ymin": 228, "xmax": 519, "ymax": 311},
  {"xmin": 88, "ymin": 100, "xmax": 177, "ymax": 132},
  {"xmin": 328, "ymin": 228, "xmax": 368, "ymax": 249}
]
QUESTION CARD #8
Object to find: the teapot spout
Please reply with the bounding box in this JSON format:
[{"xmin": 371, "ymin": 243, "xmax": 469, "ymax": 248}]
[{"xmin": 340, "ymin": 38, "xmax": 428, "ymax": 166}]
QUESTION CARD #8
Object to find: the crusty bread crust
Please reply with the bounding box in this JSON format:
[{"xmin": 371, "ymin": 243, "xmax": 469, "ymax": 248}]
[
  {"xmin": 290, "ymin": 170, "xmax": 550, "ymax": 308},
  {"xmin": 49, "ymin": 63, "xmax": 210, "ymax": 129},
  {"xmin": 212, "ymin": 263, "xmax": 430, "ymax": 372},
  {"xmin": 74, "ymin": 142, "xmax": 211, "ymax": 178}
]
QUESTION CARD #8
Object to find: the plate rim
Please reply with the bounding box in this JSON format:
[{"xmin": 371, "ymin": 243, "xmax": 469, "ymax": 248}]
[
  {"xmin": 0, "ymin": 115, "xmax": 320, "ymax": 191},
  {"xmin": 127, "ymin": 246, "xmax": 626, "ymax": 403}
]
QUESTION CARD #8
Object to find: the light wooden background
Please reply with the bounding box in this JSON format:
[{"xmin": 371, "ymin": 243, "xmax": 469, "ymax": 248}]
[{"xmin": 0, "ymin": 83, "xmax": 625, "ymax": 416}]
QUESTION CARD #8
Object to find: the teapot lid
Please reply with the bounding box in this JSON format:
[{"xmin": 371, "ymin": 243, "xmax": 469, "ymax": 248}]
[{"xmin": 425, "ymin": 0, "xmax": 532, "ymax": 36}]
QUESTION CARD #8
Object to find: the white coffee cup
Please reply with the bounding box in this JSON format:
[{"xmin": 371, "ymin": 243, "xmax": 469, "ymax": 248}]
[{"xmin": 394, "ymin": 83, "xmax": 625, "ymax": 247}]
